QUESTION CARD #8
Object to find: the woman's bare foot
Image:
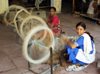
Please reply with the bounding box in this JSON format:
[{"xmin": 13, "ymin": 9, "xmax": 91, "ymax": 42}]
[{"xmin": 74, "ymin": 63, "xmax": 83, "ymax": 66}]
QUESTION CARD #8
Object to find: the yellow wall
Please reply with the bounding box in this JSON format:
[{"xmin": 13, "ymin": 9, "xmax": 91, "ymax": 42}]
[
  {"xmin": 54, "ymin": 0, "xmax": 62, "ymax": 13},
  {"xmin": 98, "ymin": 0, "xmax": 100, "ymax": 5},
  {"xmin": 51, "ymin": 0, "xmax": 62, "ymax": 13},
  {"xmin": 0, "ymin": 0, "xmax": 9, "ymax": 14}
]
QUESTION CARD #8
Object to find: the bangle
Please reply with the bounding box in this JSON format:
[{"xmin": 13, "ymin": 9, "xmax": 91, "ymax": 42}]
[
  {"xmin": 66, "ymin": 39, "xmax": 68, "ymax": 42},
  {"xmin": 64, "ymin": 39, "xmax": 68, "ymax": 43}
]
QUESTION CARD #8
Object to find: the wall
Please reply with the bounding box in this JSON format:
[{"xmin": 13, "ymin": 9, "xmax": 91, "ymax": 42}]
[
  {"xmin": 0, "ymin": 0, "xmax": 9, "ymax": 14},
  {"xmin": 51, "ymin": 0, "xmax": 62, "ymax": 13},
  {"xmin": 51, "ymin": 0, "xmax": 54, "ymax": 7}
]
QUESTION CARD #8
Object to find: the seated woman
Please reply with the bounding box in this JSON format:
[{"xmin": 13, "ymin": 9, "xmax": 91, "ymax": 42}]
[
  {"xmin": 87, "ymin": 0, "xmax": 98, "ymax": 18},
  {"xmin": 45, "ymin": 7, "xmax": 62, "ymax": 36},
  {"xmin": 36, "ymin": 7, "xmax": 61, "ymax": 38},
  {"xmin": 61, "ymin": 22, "xmax": 95, "ymax": 72}
]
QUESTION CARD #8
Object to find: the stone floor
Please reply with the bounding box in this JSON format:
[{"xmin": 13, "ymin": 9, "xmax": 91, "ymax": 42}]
[{"xmin": 0, "ymin": 13, "xmax": 100, "ymax": 74}]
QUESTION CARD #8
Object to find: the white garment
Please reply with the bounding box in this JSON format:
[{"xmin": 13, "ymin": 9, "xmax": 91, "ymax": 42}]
[
  {"xmin": 87, "ymin": 0, "xmax": 97, "ymax": 14},
  {"xmin": 35, "ymin": 0, "xmax": 43, "ymax": 10},
  {"xmin": 82, "ymin": 33, "xmax": 92, "ymax": 56},
  {"xmin": 76, "ymin": 33, "xmax": 95, "ymax": 64}
]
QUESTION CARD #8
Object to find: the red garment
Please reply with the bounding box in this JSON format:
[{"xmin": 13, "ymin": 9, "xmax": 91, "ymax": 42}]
[{"xmin": 48, "ymin": 15, "xmax": 61, "ymax": 36}]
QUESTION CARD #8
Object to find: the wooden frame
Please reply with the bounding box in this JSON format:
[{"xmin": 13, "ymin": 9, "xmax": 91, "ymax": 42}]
[
  {"xmin": 72, "ymin": 0, "xmax": 75, "ymax": 13},
  {"xmin": 72, "ymin": 0, "xmax": 100, "ymax": 21},
  {"xmin": 4, "ymin": 5, "xmax": 47, "ymax": 39}
]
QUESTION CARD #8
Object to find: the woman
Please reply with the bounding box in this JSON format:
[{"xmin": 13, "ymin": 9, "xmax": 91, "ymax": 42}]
[
  {"xmin": 87, "ymin": 0, "xmax": 98, "ymax": 18},
  {"xmin": 46, "ymin": 7, "xmax": 62, "ymax": 36},
  {"xmin": 34, "ymin": 7, "xmax": 61, "ymax": 38},
  {"xmin": 37, "ymin": 7, "xmax": 61, "ymax": 38},
  {"xmin": 61, "ymin": 22, "xmax": 95, "ymax": 72}
]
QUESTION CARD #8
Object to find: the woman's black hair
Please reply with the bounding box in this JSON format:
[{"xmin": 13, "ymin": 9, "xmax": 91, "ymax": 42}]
[
  {"xmin": 76, "ymin": 22, "xmax": 94, "ymax": 42},
  {"xmin": 76, "ymin": 22, "xmax": 86, "ymax": 29},
  {"xmin": 50, "ymin": 7, "xmax": 56, "ymax": 12}
]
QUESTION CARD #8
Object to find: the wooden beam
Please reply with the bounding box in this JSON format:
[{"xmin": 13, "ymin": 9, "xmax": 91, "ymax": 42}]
[
  {"xmin": 80, "ymin": 13, "xmax": 100, "ymax": 21},
  {"xmin": 72, "ymin": 0, "xmax": 75, "ymax": 13}
]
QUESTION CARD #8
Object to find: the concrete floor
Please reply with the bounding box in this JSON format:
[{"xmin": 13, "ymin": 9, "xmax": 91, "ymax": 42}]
[{"xmin": 0, "ymin": 12, "xmax": 100, "ymax": 74}]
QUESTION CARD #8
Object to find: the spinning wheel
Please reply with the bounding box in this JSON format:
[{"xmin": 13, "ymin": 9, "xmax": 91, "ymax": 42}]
[
  {"xmin": 4, "ymin": 5, "xmax": 31, "ymax": 39},
  {"xmin": 4, "ymin": 5, "xmax": 48, "ymax": 40},
  {"xmin": 14, "ymin": 8, "xmax": 30, "ymax": 38},
  {"xmin": 4, "ymin": 5, "xmax": 61, "ymax": 74},
  {"xmin": 20, "ymin": 16, "xmax": 48, "ymax": 39},
  {"xmin": 4, "ymin": 5, "xmax": 27, "ymax": 26},
  {"xmin": 22, "ymin": 26, "xmax": 55, "ymax": 64}
]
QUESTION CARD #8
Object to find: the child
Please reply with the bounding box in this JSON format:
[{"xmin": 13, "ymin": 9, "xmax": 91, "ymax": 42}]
[{"xmin": 61, "ymin": 22, "xmax": 95, "ymax": 72}]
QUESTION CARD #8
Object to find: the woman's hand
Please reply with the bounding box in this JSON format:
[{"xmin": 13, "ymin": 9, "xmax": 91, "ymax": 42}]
[
  {"xmin": 48, "ymin": 23, "xmax": 54, "ymax": 28},
  {"xmin": 61, "ymin": 35, "xmax": 77, "ymax": 49},
  {"xmin": 61, "ymin": 35, "xmax": 68, "ymax": 41},
  {"xmin": 48, "ymin": 23, "xmax": 51, "ymax": 28},
  {"xmin": 43, "ymin": 19, "xmax": 48, "ymax": 23}
]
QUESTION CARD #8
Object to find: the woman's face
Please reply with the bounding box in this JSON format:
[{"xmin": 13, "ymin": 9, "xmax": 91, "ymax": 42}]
[
  {"xmin": 76, "ymin": 25, "xmax": 86, "ymax": 36},
  {"xmin": 49, "ymin": 8, "xmax": 55, "ymax": 16}
]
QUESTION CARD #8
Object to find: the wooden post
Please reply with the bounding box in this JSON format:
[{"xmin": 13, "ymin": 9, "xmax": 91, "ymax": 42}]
[
  {"xmin": 72, "ymin": 0, "xmax": 75, "ymax": 13},
  {"xmin": 50, "ymin": 47, "xmax": 53, "ymax": 74}
]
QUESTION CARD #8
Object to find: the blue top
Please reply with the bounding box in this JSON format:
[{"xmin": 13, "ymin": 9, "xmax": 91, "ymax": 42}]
[
  {"xmin": 65, "ymin": 35, "xmax": 94, "ymax": 65},
  {"xmin": 74, "ymin": 36, "xmax": 94, "ymax": 54}
]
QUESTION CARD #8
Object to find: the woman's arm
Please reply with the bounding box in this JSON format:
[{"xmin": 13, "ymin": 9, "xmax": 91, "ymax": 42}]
[
  {"xmin": 48, "ymin": 16, "xmax": 58, "ymax": 28},
  {"xmin": 62, "ymin": 36, "xmax": 77, "ymax": 49},
  {"xmin": 48, "ymin": 23, "xmax": 54, "ymax": 28},
  {"xmin": 93, "ymin": 2, "xmax": 98, "ymax": 13},
  {"xmin": 43, "ymin": 18, "xmax": 54, "ymax": 28}
]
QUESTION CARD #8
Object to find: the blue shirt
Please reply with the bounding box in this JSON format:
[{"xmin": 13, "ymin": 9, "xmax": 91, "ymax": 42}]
[{"xmin": 74, "ymin": 36, "xmax": 94, "ymax": 54}]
